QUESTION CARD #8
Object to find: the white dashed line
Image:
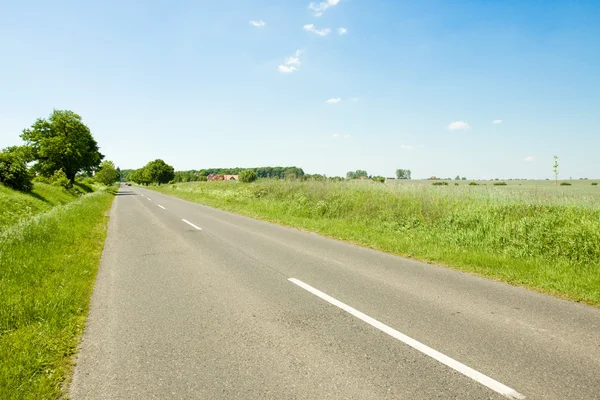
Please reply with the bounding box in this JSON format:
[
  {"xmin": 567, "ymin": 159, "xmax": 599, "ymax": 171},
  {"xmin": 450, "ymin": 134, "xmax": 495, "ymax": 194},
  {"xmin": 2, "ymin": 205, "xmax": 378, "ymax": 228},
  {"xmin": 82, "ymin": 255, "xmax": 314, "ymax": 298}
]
[
  {"xmin": 288, "ymin": 278, "xmax": 525, "ymax": 400},
  {"xmin": 147, "ymin": 198, "xmax": 152, "ymax": 201},
  {"xmin": 158, "ymin": 205, "xmax": 166, "ymax": 210},
  {"xmin": 181, "ymin": 219, "xmax": 202, "ymax": 230}
]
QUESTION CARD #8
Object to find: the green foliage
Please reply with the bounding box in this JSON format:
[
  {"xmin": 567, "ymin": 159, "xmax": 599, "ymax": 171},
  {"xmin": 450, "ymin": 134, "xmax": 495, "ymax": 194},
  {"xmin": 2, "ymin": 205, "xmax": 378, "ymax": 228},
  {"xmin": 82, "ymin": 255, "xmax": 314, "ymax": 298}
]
[
  {"xmin": 150, "ymin": 180, "xmax": 600, "ymax": 304},
  {"xmin": 592, "ymin": 182, "xmax": 598, "ymax": 186},
  {"xmin": 20, "ymin": 110, "xmax": 104, "ymax": 183},
  {"xmin": 469, "ymin": 182, "xmax": 479, "ymax": 186},
  {"xmin": 145, "ymin": 159, "xmax": 175, "ymax": 185},
  {"xmin": 432, "ymin": 181, "xmax": 448, "ymax": 186},
  {"xmin": 0, "ymin": 191, "xmax": 113, "ymax": 398},
  {"xmin": 553, "ymin": 155, "xmax": 559, "ymax": 187},
  {"xmin": 396, "ymin": 169, "xmax": 411, "ymax": 179},
  {"xmin": 372, "ymin": 176, "xmax": 386, "ymax": 183},
  {"xmin": 560, "ymin": 182, "xmax": 572, "ymax": 186},
  {"xmin": 493, "ymin": 182, "xmax": 508, "ymax": 186},
  {"xmin": 94, "ymin": 160, "xmax": 120, "ymax": 186},
  {"xmin": 347, "ymin": 170, "xmax": 368, "ymax": 179},
  {"xmin": 239, "ymin": 169, "xmax": 258, "ymax": 183},
  {"xmin": 0, "ymin": 147, "xmax": 33, "ymax": 192},
  {"xmin": 50, "ymin": 169, "xmax": 71, "ymax": 188}
]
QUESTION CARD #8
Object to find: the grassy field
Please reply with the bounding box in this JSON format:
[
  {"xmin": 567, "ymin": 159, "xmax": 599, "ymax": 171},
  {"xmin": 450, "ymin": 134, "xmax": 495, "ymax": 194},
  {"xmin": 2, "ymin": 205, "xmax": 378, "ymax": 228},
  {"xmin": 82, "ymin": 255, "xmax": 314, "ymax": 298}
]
[
  {"xmin": 150, "ymin": 179, "xmax": 600, "ymax": 305},
  {"xmin": 0, "ymin": 184, "xmax": 114, "ymax": 399}
]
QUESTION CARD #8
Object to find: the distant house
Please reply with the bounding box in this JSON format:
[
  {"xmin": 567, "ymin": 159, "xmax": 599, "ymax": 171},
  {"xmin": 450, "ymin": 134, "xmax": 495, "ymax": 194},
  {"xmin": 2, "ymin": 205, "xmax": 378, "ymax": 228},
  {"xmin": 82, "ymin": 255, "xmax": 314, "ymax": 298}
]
[{"xmin": 207, "ymin": 174, "xmax": 238, "ymax": 181}]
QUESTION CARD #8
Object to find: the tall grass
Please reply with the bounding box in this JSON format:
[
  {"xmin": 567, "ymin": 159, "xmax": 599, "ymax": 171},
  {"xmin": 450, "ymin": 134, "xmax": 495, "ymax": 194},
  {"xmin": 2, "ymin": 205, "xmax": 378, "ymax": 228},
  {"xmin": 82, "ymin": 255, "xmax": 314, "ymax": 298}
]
[
  {"xmin": 151, "ymin": 180, "xmax": 600, "ymax": 304},
  {"xmin": 0, "ymin": 190, "xmax": 113, "ymax": 399}
]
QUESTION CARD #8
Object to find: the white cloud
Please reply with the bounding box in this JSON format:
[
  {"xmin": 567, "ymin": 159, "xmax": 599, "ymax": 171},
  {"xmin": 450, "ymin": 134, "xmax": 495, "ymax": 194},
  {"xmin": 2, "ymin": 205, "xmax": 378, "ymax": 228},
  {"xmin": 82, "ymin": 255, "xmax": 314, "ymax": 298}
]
[
  {"xmin": 524, "ymin": 156, "xmax": 535, "ymax": 162},
  {"xmin": 326, "ymin": 98, "xmax": 341, "ymax": 104},
  {"xmin": 492, "ymin": 119, "xmax": 503, "ymax": 124},
  {"xmin": 308, "ymin": 0, "xmax": 342, "ymax": 16},
  {"xmin": 278, "ymin": 65, "xmax": 297, "ymax": 73},
  {"xmin": 303, "ymin": 24, "xmax": 331, "ymax": 36},
  {"xmin": 338, "ymin": 27, "xmax": 348, "ymax": 35},
  {"xmin": 401, "ymin": 144, "xmax": 415, "ymax": 150},
  {"xmin": 249, "ymin": 20, "xmax": 265, "ymax": 27},
  {"xmin": 448, "ymin": 121, "xmax": 471, "ymax": 131},
  {"xmin": 278, "ymin": 50, "xmax": 302, "ymax": 73},
  {"xmin": 332, "ymin": 133, "xmax": 341, "ymax": 138},
  {"xmin": 348, "ymin": 97, "xmax": 359, "ymax": 102}
]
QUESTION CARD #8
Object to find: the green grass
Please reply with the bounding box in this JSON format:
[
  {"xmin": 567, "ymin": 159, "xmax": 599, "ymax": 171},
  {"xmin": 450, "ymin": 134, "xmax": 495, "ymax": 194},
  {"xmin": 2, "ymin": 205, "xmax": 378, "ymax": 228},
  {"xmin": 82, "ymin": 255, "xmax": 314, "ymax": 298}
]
[
  {"xmin": 149, "ymin": 179, "xmax": 600, "ymax": 305},
  {"xmin": 0, "ymin": 187, "xmax": 114, "ymax": 399},
  {"xmin": 0, "ymin": 182, "xmax": 95, "ymax": 230}
]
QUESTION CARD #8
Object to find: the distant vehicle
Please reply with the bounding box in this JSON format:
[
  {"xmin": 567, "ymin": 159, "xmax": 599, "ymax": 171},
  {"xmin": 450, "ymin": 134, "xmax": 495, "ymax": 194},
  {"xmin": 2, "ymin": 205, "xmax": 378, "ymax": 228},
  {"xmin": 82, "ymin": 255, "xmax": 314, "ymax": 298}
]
[{"xmin": 126, "ymin": 183, "xmax": 132, "ymax": 186}]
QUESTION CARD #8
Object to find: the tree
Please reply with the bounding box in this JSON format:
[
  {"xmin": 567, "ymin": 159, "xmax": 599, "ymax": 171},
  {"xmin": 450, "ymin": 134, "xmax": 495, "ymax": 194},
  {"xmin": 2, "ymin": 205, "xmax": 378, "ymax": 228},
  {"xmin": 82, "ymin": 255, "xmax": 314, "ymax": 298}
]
[
  {"xmin": 455, "ymin": 175, "xmax": 460, "ymax": 180},
  {"xmin": 20, "ymin": 110, "xmax": 104, "ymax": 184},
  {"xmin": 553, "ymin": 155, "xmax": 559, "ymax": 188},
  {"xmin": 0, "ymin": 147, "xmax": 33, "ymax": 191},
  {"xmin": 396, "ymin": 169, "xmax": 411, "ymax": 179},
  {"xmin": 145, "ymin": 159, "xmax": 175, "ymax": 185},
  {"xmin": 239, "ymin": 169, "xmax": 258, "ymax": 183},
  {"xmin": 95, "ymin": 160, "xmax": 121, "ymax": 186}
]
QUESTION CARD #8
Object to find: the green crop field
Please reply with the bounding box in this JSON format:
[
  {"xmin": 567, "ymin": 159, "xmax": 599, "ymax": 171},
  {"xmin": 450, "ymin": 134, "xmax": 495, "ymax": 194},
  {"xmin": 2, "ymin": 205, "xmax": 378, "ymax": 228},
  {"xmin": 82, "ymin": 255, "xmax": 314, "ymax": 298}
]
[
  {"xmin": 0, "ymin": 183, "xmax": 114, "ymax": 399},
  {"xmin": 150, "ymin": 178, "xmax": 600, "ymax": 305}
]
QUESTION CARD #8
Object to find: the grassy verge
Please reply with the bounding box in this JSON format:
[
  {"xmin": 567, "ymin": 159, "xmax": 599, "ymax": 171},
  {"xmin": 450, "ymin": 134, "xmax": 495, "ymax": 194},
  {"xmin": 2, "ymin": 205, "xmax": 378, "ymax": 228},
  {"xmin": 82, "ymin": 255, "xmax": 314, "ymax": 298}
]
[
  {"xmin": 0, "ymin": 182, "xmax": 95, "ymax": 230},
  {"xmin": 0, "ymin": 189, "xmax": 114, "ymax": 399},
  {"xmin": 149, "ymin": 180, "xmax": 600, "ymax": 305}
]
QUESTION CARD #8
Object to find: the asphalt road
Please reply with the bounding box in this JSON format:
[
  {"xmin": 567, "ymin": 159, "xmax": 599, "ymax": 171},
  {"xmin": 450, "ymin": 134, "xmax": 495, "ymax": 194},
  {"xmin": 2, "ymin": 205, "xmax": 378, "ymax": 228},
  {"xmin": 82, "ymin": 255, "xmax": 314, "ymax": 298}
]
[{"xmin": 70, "ymin": 184, "xmax": 600, "ymax": 399}]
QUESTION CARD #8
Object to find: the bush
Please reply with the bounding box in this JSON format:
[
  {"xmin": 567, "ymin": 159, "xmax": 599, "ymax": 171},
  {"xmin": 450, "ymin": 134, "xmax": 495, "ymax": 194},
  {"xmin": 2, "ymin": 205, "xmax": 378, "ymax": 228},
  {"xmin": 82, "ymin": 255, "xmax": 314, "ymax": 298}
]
[
  {"xmin": 239, "ymin": 169, "xmax": 258, "ymax": 183},
  {"xmin": 372, "ymin": 176, "xmax": 385, "ymax": 183},
  {"xmin": 560, "ymin": 182, "xmax": 572, "ymax": 186},
  {"xmin": 432, "ymin": 182, "xmax": 448, "ymax": 186},
  {"xmin": 454, "ymin": 182, "xmax": 459, "ymax": 186},
  {"xmin": 0, "ymin": 149, "xmax": 33, "ymax": 192},
  {"xmin": 592, "ymin": 182, "xmax": 598, "ymax": 186},
  {"xmin": 469, "ymin": 182, "xmax": 479, "ymax": 186},
  {"xmin": 50, "ymin": 169, "xmax": 71, "ymax": 188},
  {"xmin": 493, "ymin": 182, "xmax": 507, "ymax": 186}
]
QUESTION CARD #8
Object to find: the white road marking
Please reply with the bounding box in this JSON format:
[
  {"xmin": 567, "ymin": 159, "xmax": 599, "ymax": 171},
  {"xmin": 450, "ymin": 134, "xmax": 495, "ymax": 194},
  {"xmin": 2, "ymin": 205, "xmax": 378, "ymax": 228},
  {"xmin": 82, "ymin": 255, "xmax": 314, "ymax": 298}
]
[
  {"xmin": 158, "ymin": 205, "xmax": 166, "ymax": 210},
  {"xmin": 288, "ymin": 278, "xmax": 525, "ymax": 400},
  {"xmin": 147, "ymin": 197, "xmax": 152, "ymax": 201},
  {"xmin": 182, "ymin": 219, "xmax": 202, "ymax": 230}
]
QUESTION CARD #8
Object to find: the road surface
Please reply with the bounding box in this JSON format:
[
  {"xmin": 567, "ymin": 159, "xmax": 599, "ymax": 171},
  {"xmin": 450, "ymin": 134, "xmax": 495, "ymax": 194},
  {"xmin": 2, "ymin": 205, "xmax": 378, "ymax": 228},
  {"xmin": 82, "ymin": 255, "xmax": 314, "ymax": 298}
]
[{"xmin": 70, "ymin": 184, "xmax": 600, "ymax": 399}]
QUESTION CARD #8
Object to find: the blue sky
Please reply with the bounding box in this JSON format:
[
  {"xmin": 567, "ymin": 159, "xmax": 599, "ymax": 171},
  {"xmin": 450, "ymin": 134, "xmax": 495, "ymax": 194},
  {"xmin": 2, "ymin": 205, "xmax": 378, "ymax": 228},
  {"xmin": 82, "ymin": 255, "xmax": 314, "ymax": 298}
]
[{"xmin": 1, "ymin": 0, "xmax": 599, "ymax": 179}]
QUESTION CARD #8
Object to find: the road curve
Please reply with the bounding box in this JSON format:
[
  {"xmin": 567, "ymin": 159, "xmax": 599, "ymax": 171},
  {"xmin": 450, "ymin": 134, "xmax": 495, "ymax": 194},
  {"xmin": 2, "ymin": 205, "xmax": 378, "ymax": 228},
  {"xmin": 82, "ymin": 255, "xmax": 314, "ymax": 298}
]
[{"xmin": 70, "ymin": 184, "xmax": 600, "ymax": 399}]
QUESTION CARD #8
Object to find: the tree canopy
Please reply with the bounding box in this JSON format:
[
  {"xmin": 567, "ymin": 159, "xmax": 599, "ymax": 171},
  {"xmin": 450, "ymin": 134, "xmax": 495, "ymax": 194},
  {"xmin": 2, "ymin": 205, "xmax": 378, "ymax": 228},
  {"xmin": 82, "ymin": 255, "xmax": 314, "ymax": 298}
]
[
  {"xmin": 129, "ymin": 159, "xmax": 175, "ymax": 185},
  {"xmin": 95, "ymin": 160, "xmax": 120, "ymax": 186},
  {"xmin": 0, "ymin": 146, "xmax": 33, "ymax": 191},
  {"xmin": 20, "ymin": 110, "xmax": 103, "ymax": 183},
  {"xmin": 395, "ymin": 169, "xmax": 411, "ymax": 179}
]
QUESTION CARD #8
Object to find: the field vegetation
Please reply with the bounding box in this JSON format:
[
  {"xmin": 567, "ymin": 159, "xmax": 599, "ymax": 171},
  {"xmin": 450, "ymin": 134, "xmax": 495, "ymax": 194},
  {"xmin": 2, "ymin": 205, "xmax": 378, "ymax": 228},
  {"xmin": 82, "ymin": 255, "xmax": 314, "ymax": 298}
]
[{"xmin": 150, "ymin": 179, "xmax": 600, "ymax": 305}]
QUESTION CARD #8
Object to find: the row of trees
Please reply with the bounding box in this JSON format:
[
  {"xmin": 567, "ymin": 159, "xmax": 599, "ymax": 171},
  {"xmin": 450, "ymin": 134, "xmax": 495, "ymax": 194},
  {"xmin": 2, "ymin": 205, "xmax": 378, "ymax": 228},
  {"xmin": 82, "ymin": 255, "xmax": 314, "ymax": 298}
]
[
  {"xmin": 0, "ymin": 110, "xmax": 115, "ymax": 191},
  {"xmin": 166, "ymin": 166, "xmax": 306, "ymax": 183},
  {"xmin": 128, "ymin": 159, "xmax": 175, "ymax": 185}
]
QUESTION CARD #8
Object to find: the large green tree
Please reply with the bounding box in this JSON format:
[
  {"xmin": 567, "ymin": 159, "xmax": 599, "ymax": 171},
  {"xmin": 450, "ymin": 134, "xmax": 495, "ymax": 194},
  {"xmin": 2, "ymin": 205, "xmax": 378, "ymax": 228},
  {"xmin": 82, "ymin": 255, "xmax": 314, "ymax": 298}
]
[
  {"xmin": 145, "ymin": 159, "xmax": 175, "ymax": 185},
  {"xmin": 21, "ymin": 110, "xmax": 104, "ymax": 184},
  {"xmin": 95, "ymin": 160, "xmax": 120, "ymax": 186}
]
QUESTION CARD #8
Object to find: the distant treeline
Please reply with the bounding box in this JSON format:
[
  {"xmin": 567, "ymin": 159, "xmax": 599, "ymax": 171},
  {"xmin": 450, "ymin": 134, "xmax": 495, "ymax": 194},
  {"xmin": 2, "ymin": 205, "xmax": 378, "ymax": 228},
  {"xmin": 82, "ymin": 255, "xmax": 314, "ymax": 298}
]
[{"xmin": 121, "ymin": 166, "xmax": 321, "ymax": 183}]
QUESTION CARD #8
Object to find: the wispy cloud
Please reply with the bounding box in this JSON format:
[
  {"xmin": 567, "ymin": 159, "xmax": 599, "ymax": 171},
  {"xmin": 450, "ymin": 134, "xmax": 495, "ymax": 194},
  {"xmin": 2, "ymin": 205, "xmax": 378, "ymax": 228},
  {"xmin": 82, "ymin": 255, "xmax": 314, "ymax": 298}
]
[
  {"xmin": 401, "ymin": 144, "xmax": 415, "ymax": 150},
  {"xmin": 338, "ymin": 27, "xmax": 348, "ymax": 35},
  {"xmin": 326, "ymin": 98, "xmax": 341, "ymax": 104},
  {"xmin": 249, "ymin": 20, "xmax": 266, "ymax": 28},
  {"xmin": 303, "ymin": 24, "xmax": 331, "ymax": 36},
  {"xmin": 524, "ymin": 156, "xmax": 535, "ymax": 162},
  {"xmin": 492, "ymin": 119, "xmax": 503, "ymax": 124},
  {"xmin": 332, "ymin": 133, "xmax": 341, "ymax": 138},
  {"xmin": 348, "ymin": 97, "xmax": 360, "ymax": 102},
  {"xmin": 448, "ymin": 121, "xmax": 471, "ymax": 131},
  {"xmin": 278, "ymin": 50, "xmax": 302, "ymax": 73},
  {"xmin": 308, "ymin": 0, "xmax": 342, "ymax": 16}
]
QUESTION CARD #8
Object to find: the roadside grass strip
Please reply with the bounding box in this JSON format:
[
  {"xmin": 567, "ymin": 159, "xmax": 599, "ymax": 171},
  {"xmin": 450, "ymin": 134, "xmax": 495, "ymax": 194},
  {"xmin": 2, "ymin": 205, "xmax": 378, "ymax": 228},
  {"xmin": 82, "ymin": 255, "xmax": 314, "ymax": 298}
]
[{"xmin": 0, "ymin": 191, "xmax": 114, "ymax": 399}]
